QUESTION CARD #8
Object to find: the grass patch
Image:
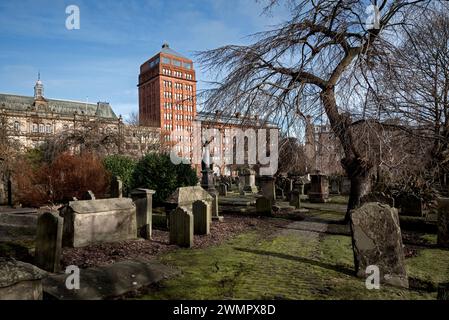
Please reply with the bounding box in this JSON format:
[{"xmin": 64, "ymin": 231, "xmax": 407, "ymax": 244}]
[{"xmin": 138, "ymin": 226, "xmax": 441, "ymax": 300}]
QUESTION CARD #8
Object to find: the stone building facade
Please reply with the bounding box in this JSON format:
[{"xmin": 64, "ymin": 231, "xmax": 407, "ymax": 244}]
[{"xmin": 0, "ymin": 76, "xmax": 160, "ymax": 156}]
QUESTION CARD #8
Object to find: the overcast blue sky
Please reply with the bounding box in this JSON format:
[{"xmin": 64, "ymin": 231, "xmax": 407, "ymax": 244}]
[{"xmin": 0, "ymin": 0, "xmax": 289, "ymax": 119}]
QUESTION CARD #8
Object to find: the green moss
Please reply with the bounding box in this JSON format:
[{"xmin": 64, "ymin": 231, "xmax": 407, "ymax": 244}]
[
  {"xmin": 328, "ymin": 196, "xmax": 349, "ymax": 205},
  {"xmin": 420, "ymin": 234, "xmax": 437, "ymax": 245},
  {"xmin": 406, "ymin": 249, "xmax": 449, "ymax": 287},
  {"xmin": 138, "ymin": 227, "xmax": 443, "ymax": 300}
]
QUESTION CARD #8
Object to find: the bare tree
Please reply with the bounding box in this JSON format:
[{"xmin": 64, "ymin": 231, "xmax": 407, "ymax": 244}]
[
  {"xmin": 197, "ymin": 0, "xmax": 431, "ymax": 221},
  {"xmin": 41, "ymin": 120, "xmax": 122, "ymax": 162},
  {"xmin": 376, "ymin": 3, "xmax": 449, "ymax": 188}
]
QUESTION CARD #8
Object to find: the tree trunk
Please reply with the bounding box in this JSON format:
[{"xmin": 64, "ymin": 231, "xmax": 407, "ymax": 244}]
[
  {"xmin": 320, "ymin": 88, "xmax": 372, "ymax": 223},
  {"xmin": 342, "ymin": 157, "xmax": 371, "ymax": 223}
]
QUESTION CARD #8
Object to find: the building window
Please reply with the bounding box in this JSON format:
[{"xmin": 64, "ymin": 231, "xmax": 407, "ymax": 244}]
[
  {"xmin": 32, "ymin": 123, "xmax": 38, "ymax": 133},
  {"xmin": 14, "ymin": 121, "xmax": 20, "ymax": 131},
  {"xmin": 183, "ymin": 62, "xmax": 192, "ymax": 69},
  {"xmin": 46, "ymin": 124, "xmax": 52, "ymax": 133},
  {"xmin": 162, "ymin": 57, "xmax": 171, "ymax": 64},
  {"xmin": 39, "ymin": 124, "xmax": 44, "ymax": 133},
  {"xmin": 173, "ymin": 60, "xmax": 182, "ymax": 67}
]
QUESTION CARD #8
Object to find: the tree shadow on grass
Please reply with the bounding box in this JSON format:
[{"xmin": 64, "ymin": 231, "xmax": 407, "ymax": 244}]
[
  {"xmin": 275, "ymin": 224, "xmax": 351, "ymax": 237},
  {"xmin": 233, "ymin": 247, "xmax": 355, "ymax": 277}
]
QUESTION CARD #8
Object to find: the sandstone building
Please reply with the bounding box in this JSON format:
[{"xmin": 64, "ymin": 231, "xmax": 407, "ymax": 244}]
[{"xmin": 0, "ymin": 75, "xmax": 160, "ymax": 156}]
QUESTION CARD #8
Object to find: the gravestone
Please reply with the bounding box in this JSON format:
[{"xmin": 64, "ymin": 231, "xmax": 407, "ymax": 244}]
[
  {"xmin": 218, "ymin": 183, "xmax": 227, "ymax": 197},
  {"xmin": 110, "ymin": 176, "xmax": 123, "ymax": 198},
  {"xmin": 60, "ymin": 198, "xmax": 137, "ymax": 248},
  {"xmin": 350, "ymin": 202, "xmax": 409, "ymax": 288},
  {"xmin": 192, "ymin": 200, "xmax": 211, "ymax": 235},
  {"xmin": 35, "ymin": 211, "xmax": 63, "ymax": 273},
  {"xmin": 165, "ymin": 186, "xmax": 213, "ymax": 213},
  {"xmin": 293, "ymin": 179, "xmax": 305, "ymax": 195},
  {"xmin": 276, "ymin": 187, "xmax": 284, "ymax": 200},
  {"xmin": 329, "ymin": 177, "xmax": 340, "ymax": 195},
  {"xmin": 341, "ymin": 177, "xmax": 351, "ymax": 195},
  {"xmin": 361, "ymin": 192, "xmax": 395, "ymax": 207},
  {"xmin": 256, "ymin": 196, "xmax": 272, "ymax": 216},
  {"xmin": 284, "ymin": 178, "xmax": 293, "ymax": 200},
  {"xmin": 210, "ymin": 192, "xmax": 224, "ymax": 222},
  {"xmin": 289, "ymin": 190, "xmax": 301, "ymax": 209},
  {"xmin": 130, "ymin": 188, "xmax": 155, "ymax": 240},
  {"xmin": 241, "ymin": 168, "xmax": 258, "ymax": 194},
  {"xmin": 169, "ymin": 207, "xmax": 193, "ymax": 248},
  {"xmin": 308, "ymin": 173, "xmax": 329, "ymax": 203},
  {"xmin": 0, "ymin": 258, "xmax": 47, "ymax": 300},
  {"xmin": 259, "ymin": 176, "xmax": 276, "ymax": 202},
  {"xmin": 437, "ymin": 198, "xmax": 449, "ymax": 248}
]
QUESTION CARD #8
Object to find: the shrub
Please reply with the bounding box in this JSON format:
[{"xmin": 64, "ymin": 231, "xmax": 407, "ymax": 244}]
[
  {"xmin": 15, "ymin": 152, "xmax": 110, "ymax": 207},
  {"xmin": 133, "ymin": 153, "xmax": 198, "ymax": 204},
  {"xmin": 103, "ymin": 154, "xmax": 136, "ymax": 195}
]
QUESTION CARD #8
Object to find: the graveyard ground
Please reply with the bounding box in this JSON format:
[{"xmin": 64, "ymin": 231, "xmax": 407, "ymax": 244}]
[
  {"xmin": 1, "ymin": 196, "xmax": 448, "ymax": 300},
  {"xmin": 133, "ymin": 197, "xmax": 449, "ymax": 300}
]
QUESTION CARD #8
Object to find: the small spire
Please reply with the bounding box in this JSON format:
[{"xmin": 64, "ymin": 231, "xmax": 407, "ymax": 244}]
[
  {"xmin": 38, "ymin": 71, "xmax": 40, "ymax": 81},
  {"xmin": 162, "ymin": 42, "xmax": 169, "ymax": 49}
]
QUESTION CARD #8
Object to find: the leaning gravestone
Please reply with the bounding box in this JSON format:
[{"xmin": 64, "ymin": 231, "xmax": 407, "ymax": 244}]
[
  {"xmin": 35, "ymin": 211, "xmax": 63, "ymax": 273},
  {"xmin": 350, "ymin": 202, "xmax": 409, "ymax": 288},
  {"xmin": 256, "ymin": 196, "xmax": 272, "ymax": 216},
  {"xmin": 60, "ymin": 198, "xmax": 137, "ymax": 248},
  {"xmin": 0, "ymin": 258, "xmax": 47, "ymax": 300},
  {"xmin": 169, "ymin": 207, "xmax": 193, "ymax": 248},
  {"xmin": 437, "ymin": 198, "xmax": 449, "ymax": 248},
  {"xmin": 192, "ymin": 200, "xmax": 211, "ymax": 235}
]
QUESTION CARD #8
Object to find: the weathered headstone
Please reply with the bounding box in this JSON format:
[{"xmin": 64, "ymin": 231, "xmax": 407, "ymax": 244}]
[
  {"xmin": 169, "ymin": 207, "xmax": 193, "ymax": 248},
  {"xmin": 60, "ymin": 198, "xmax": 137, "ymax": 248},
  {"xmin": 437, "ymin": 198, "xmax": 449, "ymax": 248},
  {"xmin": 110, "ymin": 176, "xmax": 123, "ymax": 198},
  {"xmin": 192, "ymin": 200, "xmax": 211, "ymax": 235},
  {"xmin": 35, "ymin": 211, "xmax": 63, "ymax": 273},
  {"xmin": 289, "ymin": 190, "xmax": 301, "ymax": 209},
  {"xmin": 256, "ymin": 196, "xmax": 272, "ymax": 216},
  {"xmin": 308, "ymin": 173, "xmax": 329, "ymax": 203},
  {"xmin": 350, "ymin": 202, "xmax": 409, "ymax": 288},
  {"xmin": 259, "ymin": 176, "xmax": 276, "ymax": 202},
  {"xmin": 130, "ymin": 188, "xmax": 155, "ymax": 240},
  {"xmin": 0, "ymin": 258, "xmax": 47, "ymax": 300},
  {"xmin": 218, "ymin": 183, "xmax": 227, "ymax": 197}
]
